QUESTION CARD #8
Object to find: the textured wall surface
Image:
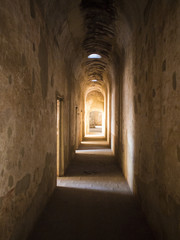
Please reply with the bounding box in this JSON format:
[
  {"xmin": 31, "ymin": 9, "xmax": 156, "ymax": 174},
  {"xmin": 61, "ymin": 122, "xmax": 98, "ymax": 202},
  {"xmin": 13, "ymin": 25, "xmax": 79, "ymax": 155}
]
[
  {"xmin": 119, "ymin": 1, "xmax": 180, "ymax": 239},
  {"xmin": 0, "ymin": 0, "xmax": 71, "ymax": 239}
]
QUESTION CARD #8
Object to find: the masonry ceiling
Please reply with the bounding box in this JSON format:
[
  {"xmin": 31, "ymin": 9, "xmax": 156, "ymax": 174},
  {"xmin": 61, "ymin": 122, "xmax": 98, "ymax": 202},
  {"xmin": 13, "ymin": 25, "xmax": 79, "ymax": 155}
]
[{"xmin": 36, "ymin": 0, "xmax": 147, "ymax": 87}]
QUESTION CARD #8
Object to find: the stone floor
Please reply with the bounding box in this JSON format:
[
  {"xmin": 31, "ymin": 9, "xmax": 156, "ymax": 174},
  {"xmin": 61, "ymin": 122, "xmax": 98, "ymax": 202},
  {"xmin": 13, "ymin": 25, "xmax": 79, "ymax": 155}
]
[{"xmin": 28, "ymin": 146, "xmax": 155, "ymax": 240}]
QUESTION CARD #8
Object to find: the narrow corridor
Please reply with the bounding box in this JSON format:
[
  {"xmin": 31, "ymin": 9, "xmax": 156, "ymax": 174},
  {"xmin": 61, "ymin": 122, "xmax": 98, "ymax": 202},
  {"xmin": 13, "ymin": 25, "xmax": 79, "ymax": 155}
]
[
  {"xmin": 1, "ymin": 1, "xmax": 180, "ymax": 239},
  {"xmin": 28, "ymin": 144, "xmax": 154, "ymax": 240}
]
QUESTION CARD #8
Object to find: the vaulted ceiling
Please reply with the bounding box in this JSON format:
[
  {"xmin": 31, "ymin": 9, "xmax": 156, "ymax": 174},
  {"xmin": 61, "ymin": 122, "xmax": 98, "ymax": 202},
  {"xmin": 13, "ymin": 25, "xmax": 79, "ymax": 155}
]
[{"xmin": 35, "ymin": 0, "xmax": 147, "ymax": 88}]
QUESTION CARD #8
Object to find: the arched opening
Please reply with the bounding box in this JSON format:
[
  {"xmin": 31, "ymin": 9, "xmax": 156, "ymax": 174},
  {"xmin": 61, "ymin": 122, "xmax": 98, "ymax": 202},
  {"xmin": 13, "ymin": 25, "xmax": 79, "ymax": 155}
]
[
  {"xmin": 89, "ymin": 111, "xmax": 103, "ymax": 134},
  {"xmin": 84, "ymin": 90, "xmax": 105, "ymax": 138}
]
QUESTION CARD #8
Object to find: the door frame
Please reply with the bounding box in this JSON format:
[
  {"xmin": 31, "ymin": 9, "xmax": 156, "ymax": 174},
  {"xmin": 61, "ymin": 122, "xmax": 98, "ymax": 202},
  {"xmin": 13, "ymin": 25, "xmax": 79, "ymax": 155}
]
[{"xmin": 56, "ymin": 96, "xmax": 64, "ymax": 177}]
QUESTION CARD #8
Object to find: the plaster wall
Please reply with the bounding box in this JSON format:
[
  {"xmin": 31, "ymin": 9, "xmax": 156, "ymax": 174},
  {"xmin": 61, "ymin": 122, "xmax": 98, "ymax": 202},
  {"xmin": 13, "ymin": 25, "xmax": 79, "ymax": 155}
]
[
  {"xmin": 69, "ymin": 79, "xmax": 83, "ymax": 153},
  {"xmin": 118, "ymin": 1, "xmax": 180, "ymax": 239},
  {"xmin": 0, "ymin": 1, "xmax": 71, "ymax": 239}
]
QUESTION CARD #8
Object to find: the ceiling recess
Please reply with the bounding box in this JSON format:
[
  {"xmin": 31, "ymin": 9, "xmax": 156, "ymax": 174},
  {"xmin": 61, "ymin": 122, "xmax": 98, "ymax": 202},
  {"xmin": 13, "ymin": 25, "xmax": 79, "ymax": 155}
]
[{"xmin": 80, "ymin": 0, "xmax": 116, "ymax": 81}]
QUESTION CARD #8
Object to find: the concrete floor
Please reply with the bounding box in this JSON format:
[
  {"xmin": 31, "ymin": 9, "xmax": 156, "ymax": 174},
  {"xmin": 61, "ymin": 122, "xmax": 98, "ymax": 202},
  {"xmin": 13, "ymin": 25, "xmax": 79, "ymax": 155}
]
[{"xmin": 28, "ymin": 148, "xmax": 155, "ymax": 240}]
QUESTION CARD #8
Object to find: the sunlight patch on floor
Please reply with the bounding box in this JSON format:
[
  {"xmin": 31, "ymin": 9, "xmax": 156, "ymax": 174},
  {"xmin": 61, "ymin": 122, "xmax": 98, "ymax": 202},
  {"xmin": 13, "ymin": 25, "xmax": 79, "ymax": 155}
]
[
  {"xmin": 75, "ymin": 149, "xmax": 113, "ymax": 155},
  {"xmin": 57, "ymin": 176, "xmax": 131, "ymax": 195},
  {"xmin": 81, "ymin": 140, "xmax": 109, "ymax": 145}
]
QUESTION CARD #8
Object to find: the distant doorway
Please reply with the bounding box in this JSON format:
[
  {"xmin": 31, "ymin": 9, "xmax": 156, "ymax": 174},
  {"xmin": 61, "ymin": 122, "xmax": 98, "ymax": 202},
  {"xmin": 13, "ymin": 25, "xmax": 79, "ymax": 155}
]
[
  {"xmin": 85, "ymin": 90, "xmax": 105, "ymax": 137},
  {"xmin": 89, "ymin": 111, "xmax": 102, "ymax": 134},
  {"xmin": 57, "ymin": 97, "xmax": 64, "ymax": 177}
]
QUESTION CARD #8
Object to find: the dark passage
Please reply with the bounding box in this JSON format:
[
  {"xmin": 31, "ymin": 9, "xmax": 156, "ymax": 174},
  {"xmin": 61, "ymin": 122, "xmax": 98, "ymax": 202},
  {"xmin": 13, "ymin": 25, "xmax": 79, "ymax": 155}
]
[{"xmin": 28, "ymin": 152, "xmax": 154, "ymax": 240}]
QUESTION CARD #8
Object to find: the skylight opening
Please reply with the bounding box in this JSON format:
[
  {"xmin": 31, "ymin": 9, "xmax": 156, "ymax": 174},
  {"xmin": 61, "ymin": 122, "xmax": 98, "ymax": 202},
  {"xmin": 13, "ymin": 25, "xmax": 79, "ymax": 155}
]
[
  {"xmin": 88, "ymin": 54, "xmax": 102, "ymax": 59},
  {"xmin": 91, "ymin": 79, "xmax": 98, "ymax": 82}
]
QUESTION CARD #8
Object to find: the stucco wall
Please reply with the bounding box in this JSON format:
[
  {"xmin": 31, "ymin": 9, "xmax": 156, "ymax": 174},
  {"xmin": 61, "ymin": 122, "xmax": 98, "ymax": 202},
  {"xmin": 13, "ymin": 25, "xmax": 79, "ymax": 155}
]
[
  {"xmin": 0, "ymin": 1, "xmax": 71, "ymax": 239},
  {"xmin": 119, "ymin": 1, "xmax": 180, "ymax": 239}
]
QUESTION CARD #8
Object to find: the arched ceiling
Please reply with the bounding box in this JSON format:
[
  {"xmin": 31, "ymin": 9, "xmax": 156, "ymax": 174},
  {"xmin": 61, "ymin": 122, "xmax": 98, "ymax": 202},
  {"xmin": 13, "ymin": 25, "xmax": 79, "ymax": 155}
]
[
  {"xmin": 36, "ymin": 0, "xmax": 148, "ymax": 88},
  {"xmin": 80, "ymin": 0, "xmax": 116, "ymax": 82}
]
